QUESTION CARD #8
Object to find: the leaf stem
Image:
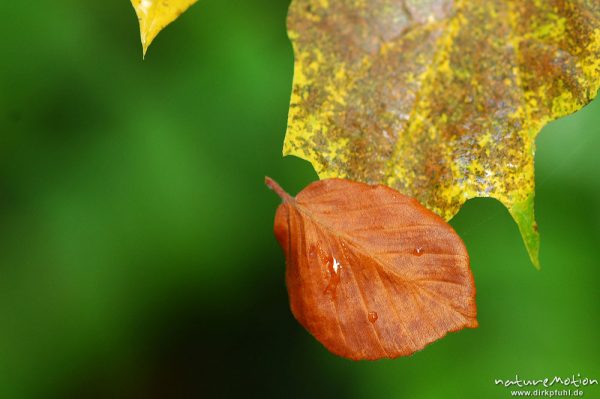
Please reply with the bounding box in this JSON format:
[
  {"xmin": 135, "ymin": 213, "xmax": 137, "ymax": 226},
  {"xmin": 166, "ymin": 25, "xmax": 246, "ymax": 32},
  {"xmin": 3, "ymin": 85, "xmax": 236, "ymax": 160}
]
[{"xmin": 265, "ymin": 176, "xmax": 293, "ymax": 202}]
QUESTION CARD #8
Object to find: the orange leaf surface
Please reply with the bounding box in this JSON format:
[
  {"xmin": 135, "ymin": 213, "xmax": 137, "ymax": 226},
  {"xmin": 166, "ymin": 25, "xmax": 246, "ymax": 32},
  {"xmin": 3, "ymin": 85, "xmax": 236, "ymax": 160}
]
[{"xmin": 266, "ymin": 177, "xmax": 477, "ymax": 360}]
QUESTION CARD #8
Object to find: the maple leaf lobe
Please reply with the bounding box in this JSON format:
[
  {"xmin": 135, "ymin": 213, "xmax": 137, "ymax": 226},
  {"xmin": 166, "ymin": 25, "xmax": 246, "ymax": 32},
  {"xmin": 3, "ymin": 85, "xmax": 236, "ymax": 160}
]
[
  {"xmin": 285, "ymin": 0, "xmax": 600, "ymax": 268},
  {"xmin": 131, "ymin": 0, "xmax": 198, "ymax": 56}
]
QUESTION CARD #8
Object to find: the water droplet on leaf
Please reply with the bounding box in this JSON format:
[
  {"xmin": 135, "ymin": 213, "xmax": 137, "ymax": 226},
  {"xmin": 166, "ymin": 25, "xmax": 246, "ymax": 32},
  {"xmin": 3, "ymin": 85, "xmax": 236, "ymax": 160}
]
[
  {"xmin": 309, "ymin": 244, "xmax": 317, "ymax": 258},
  {"xmin": 368, "ymin": 311, "xmax": 378, "ymax": 323},
  {"xmin": 324, "ymin": 257, "xmax": 341, "ymax": 299}
]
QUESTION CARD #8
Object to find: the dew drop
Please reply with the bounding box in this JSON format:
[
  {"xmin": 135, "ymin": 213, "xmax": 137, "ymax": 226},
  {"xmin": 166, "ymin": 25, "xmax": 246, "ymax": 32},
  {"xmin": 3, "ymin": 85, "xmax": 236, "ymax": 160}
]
[
  {"xmin": 368, "ymin": 311, "xmax": 378, "ymax": 323},
  {"xmin": 324, "ymin": 257, "xmax": 341, "ymax": 299},
  {"xmin": 413, "ymin": 247, "xmax": 424, "ymax": 256},
  {"xmin": 332, "ymin": 258, "xmax": 341, "ymax": 273},
  {"xmin": 309, "ymin": 244, "xmax": 317, "ymax": 258}
]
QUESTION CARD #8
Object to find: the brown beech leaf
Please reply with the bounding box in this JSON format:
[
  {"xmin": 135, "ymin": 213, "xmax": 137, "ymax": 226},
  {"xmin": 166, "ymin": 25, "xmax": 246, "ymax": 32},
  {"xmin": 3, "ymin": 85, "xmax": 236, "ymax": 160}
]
[{"xmin": 266, "ymin": 177, "xmax": 477, "ymax": 360}]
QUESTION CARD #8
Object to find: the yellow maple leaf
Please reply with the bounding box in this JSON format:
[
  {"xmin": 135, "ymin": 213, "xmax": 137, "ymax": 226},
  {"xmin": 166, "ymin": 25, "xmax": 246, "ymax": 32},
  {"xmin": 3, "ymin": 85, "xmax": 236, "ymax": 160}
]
[
  {"xmin": 284, "ymin": 0, "xmax": 600, "ymax": 268},
  {"xmin": 131, "ymin": 0, "xmax": 197, "ymax": 57}
]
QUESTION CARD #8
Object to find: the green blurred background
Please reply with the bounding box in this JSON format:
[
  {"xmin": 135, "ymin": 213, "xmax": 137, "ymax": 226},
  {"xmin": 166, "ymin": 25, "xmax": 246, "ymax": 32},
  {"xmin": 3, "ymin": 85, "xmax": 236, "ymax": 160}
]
[{"xmin": 0, "ymin": 0, "xmax": 598, "ymax": 398}]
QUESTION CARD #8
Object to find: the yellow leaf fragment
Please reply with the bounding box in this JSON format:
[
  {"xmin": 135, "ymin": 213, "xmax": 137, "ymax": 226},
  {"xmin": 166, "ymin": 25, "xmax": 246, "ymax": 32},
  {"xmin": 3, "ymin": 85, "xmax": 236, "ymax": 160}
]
[
  {"xmin": 131, "ymin": 0, "xmax": 198, "ymax": 57},
  {"xmin": 285, "ymin": 0, "xmax": 600, "ymax": 267}
]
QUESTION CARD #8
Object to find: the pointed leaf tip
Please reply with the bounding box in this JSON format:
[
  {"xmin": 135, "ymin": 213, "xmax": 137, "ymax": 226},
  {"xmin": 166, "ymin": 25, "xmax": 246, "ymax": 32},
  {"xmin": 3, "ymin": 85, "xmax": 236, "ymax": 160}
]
[
  {"xmin": 509, "ymin": 195, "xmax": 541, "ymax": 269},
  {"xmin": 131, "ymin": 0, "xmax": 198, "ymax": 56}
]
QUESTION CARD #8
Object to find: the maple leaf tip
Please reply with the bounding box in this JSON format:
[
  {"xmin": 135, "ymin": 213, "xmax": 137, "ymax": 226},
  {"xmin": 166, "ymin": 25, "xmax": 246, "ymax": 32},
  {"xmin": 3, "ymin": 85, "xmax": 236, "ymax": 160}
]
[{"xmin": 141, "ymin": 35, "xmax": 152, "ymax": 59}]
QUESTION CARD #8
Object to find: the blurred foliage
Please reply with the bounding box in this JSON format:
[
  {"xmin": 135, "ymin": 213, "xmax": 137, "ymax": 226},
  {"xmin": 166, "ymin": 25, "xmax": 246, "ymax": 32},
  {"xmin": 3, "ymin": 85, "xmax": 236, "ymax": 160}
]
[{"xmin": 0, "ymin": 0, "xmax": 598, "ymax": 398}]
